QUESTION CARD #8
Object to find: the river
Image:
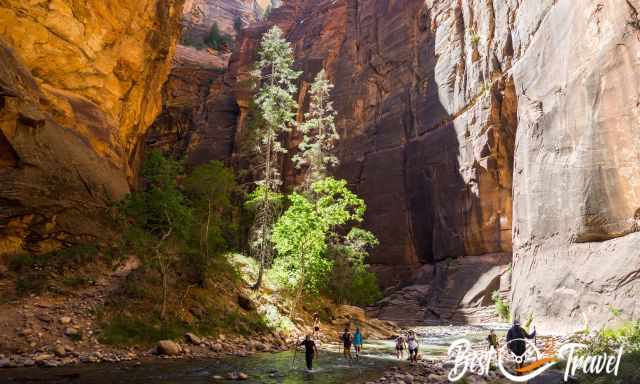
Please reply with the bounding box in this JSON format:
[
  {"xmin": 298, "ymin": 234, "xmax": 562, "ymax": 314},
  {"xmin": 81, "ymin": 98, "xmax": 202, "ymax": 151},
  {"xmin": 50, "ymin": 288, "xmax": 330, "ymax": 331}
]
[{"xmin": 1, "ymin": 326, "xmax": 498, "ymax": 383}]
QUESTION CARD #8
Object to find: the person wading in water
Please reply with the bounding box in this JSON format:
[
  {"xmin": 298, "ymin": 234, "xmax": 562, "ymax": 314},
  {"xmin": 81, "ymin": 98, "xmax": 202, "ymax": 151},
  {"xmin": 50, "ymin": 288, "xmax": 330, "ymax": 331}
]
[
  {"xmin": 395, "ymin": 333, "xmax": 407, "ymax": 360},
  {"xmin": 353, "ymin": 327, "xmax": 363, "ymax": 360},
  {"xmin": 407, "ymin": 331, "xmax": 419, "ymax": 364},
  {"xmin": 506, "ymin": 318, "xmax": 536, "ymax": 369},
  {"xmin": 299, "ymin": 335, "xmax": 318, "ymax": 371},
  {"xmin": 340, "ymin": 327, "xmax": 353, "ymax": 366},
  {"xmin": 487, "ymin": 329, "xmax": 499, "ymax": 352}
]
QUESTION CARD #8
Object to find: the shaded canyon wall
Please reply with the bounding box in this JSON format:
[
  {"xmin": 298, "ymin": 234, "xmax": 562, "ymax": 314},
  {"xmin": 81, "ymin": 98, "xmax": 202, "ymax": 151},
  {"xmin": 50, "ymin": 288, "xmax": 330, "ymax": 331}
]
[{"xmin": 180, "ymin": 0, "xmax": 640, "ymax": 329}]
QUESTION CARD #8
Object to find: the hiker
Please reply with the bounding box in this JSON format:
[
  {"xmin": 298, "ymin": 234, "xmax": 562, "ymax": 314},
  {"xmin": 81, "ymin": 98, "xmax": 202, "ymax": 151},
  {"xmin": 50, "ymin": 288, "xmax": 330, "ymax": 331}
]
[
  {"xmin": 506, "ymin": 318, "xmax": 536, "ymax": 368},
  {"xmin": 407, "ymin": 331, "xmax": 419, "ymax": 364},
  {"xmin": 340, "ymin": 327, "xmax": 353, "ymax": 365},
  {"xmin": 299, "ymin": 335, "xmax": 318, "ymax": 371},
  {"xmin": 353, "ymin": 327, "xmax": 363, "ymax": 359},
  {"xmin": 395, "ymin": 333, "xmax": 407, "ymax": 360},
  {"xmin": 312, "ymin": 312, "xmax": 320, "ymax": 338},
  {"xmin": 407, "ymin": 331, "xmax": 419, "ymax": 363},
  {"xmin": 487, "ymin": 329, "xmax": 499, "ymax": 351}
]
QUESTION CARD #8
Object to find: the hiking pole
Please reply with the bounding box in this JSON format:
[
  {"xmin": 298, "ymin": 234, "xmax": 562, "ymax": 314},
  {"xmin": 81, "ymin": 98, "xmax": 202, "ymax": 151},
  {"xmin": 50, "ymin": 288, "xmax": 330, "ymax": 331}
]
[{"xmin": 291, "ymin": 343, "xmax": 298, "ymax": 370}]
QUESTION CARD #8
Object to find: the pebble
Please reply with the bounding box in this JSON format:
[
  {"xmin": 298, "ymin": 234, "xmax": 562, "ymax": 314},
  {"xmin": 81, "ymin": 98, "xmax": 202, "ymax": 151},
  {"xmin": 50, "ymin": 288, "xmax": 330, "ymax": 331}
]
[{"xmin": 59, "ymin": 316, "xmax": 72, "ymax": 325}]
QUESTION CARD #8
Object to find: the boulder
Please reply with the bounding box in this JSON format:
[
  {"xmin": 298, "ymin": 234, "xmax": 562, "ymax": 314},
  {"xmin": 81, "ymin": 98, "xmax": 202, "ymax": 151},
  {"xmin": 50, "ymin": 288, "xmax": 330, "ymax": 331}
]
[
  {"xmin": 237, "ymin": 294, "xmax": 255, "ymax": 311},
  {"xmin": 53, "ymin": 345, "xmax": 66, "ymax": 357},
  {"xmin": 157, "ymin": 340, "xmax": 181, "ymax": 356},
  {"xmin": 184, "ymin": 332, "xmax": 202, "ymax": 345},
  {"xmin": 59, "ymin": 316, "xmax": 72, "ymax": 325}
]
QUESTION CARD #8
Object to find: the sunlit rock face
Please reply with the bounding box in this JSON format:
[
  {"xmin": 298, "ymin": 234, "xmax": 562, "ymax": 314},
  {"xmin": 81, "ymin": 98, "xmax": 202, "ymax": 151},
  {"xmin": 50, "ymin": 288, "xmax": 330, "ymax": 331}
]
[
  {"xmin": 0, "ymin": 0, "xmax": 184, "ymax": 254},
  {"xmin": 509, "ymin": 0, "xmax": 640, "ymax": 333},
  {"xmin": 225, "ymin": 0, "xmax": 640, "ymax": 327}
]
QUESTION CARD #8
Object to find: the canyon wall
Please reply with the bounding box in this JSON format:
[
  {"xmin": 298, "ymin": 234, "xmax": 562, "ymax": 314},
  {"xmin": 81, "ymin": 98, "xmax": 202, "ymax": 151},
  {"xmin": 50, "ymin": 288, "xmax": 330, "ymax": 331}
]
[
  {"xmin": 146, "ymin": 0, "xmax": 274, "ymax": 166},
  {"xmin": 0, "ymin": 0, "xmax": 184, "ymax": 254},
  {"xmin": 222, "ymin": 0, "xmax": 640, "ymax": 328},
  {"xmin": 509, "ymin": 0, "xmax": 640, "ymax": 333}
]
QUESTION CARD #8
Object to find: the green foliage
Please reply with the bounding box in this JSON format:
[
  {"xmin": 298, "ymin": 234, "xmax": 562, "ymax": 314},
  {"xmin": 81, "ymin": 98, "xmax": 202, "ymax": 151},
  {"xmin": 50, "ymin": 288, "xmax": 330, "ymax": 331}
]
[
  {"xmin": 491, "ymin": 290, "xmax": 511, "ymax": 322},
  {"xmin": 99, "ymin": 315, "xmax": 188, "ymax": 346},
  {"xmin": 271, "ymin": 178, "xmax": 366, "ymax": 294},
  {"xmin": 8, "ymin": 244, "xmax": 98, "ymax": 274},
  {"xmin": 578, "ymin": 320, "xmax": 640, "ymax": 384},
  {"xmin": 183, "ymin": 161, "xmax": 239, "ymax": 285},
  {"xmin": 248, "ymin": 26, "xmax": 301, "ymax": 289},
  {"xmin": 117, "ymin": 151, "xmax": 240, "ymax": 317},
  {"xmin": 15, "ymin": 272, "xmax": 48, "ymax": 296},
  {"xmin": 205, "ymin": 22, "xmax": 234, "ymax": 50},
  {"xmin": 292, "ymin": 69, "xmax": 340, "ymax": 188},
  {"xmin": 524, "ymin": 312, "xmax": 534, "ymax": 332},
  {"xmin": 325, "ymin": 228, "xmax": 382, "ymax": 306},
  {"xmin": 123, "ymin": 150, "xmax": 192, "ymax": 242},
  {"xmin": 470, "ymin": 31, "xmax": 480, "ymax": 46}
]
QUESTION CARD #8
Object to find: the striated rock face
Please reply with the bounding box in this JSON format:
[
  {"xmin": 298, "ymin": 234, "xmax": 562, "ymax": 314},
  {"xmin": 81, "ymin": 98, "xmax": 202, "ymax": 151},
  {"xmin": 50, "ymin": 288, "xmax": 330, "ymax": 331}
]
[
  {"xmin": 509, "ymin": 0, "xmax": 640, "ymax": 333},
  {"xmin": 223, "ymin": 0, "xmax": 640, "ymax": 327},
  {"xmin": 145, "ymin": 0, "xmax": 268, "ymax": 165},
  {"xmin": 231, "ymin": 0, "xmax": 516, "ymax": 269},
  {"xmin": 182, "ymin": 0, "xmax": 271, "ymax": 38},
  {"xmin": 0, "ymin": 0, "xmax": 184, "ymax": 254}
]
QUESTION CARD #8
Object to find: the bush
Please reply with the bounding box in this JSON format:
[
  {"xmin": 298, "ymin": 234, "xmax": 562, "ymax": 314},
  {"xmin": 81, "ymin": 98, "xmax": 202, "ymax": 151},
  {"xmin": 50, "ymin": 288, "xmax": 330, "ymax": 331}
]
[
  {"xmin": 15, "ymin": 271, "xmax": 49, "ymax": 296},
  {"xmin": 578, "ymin": 320, "xmax": 640, "ymax": 383},
  {"xmin": 325, "ymin": 229, "xmax": 382, "ymax": 307},
  {"xmin": 491, "ymin": 290, "xmax": 511, "ymax": 321},
  {"xmin": 205, "ymin": 23, "xmax": 234, "ymax": 50},
  {"xmin": 99, "ymin": 315, "xmax": 187, "ymax": 346}
]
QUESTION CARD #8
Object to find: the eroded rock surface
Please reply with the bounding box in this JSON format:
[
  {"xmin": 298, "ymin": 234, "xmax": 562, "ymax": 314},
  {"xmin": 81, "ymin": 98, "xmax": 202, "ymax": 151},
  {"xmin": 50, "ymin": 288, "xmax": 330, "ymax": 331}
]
[
  {"xmin": 509, "ymin": 0, "xmax": 640, "ymax": 333},
  {"xmin": 0, "ymin": 0, "xmax": 184, "ymax": 254},
  {"xmin": 230, "ymin": 0, "xmax": 516, "ymax": 269},
  {"xmin": 225, "ymin": 0, "xmax": 640, "ymax": 328}
]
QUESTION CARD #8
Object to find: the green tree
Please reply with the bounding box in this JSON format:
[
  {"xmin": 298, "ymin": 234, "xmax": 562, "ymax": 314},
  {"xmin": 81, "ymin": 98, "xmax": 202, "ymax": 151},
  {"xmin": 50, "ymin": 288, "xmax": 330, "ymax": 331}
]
[
  {"xmin": 121, "ymin": 150, "xmax": 193, "ymax": 320},
  {"xmin": 271, "ymin": 177, "xmax": 366, "ymax": 315},
  {"xmin": 248, "ymin": 26, "xmax": 301, "ymax": 289},
  {"xmin": 292, "ymin": 69, "xmax": 339, "ymax": 189},
  {"xmin": 326, "ymin": 228, "xmax": 382, "ymax": 306},
  {"xmin": 205, "ymin": 22, "xmax": 234, "ymax": 50},
  {"xmin": 183, "ymin": 161, "xmax": 239, "ymax": 287}
]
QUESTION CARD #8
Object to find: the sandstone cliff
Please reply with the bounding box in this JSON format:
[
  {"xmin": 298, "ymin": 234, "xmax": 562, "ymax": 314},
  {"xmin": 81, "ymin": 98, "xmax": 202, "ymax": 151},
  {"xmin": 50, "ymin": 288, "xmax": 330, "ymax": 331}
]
[
  {"xmin": 145, "ymin": 0, "xmax": 273, "ymax": 165},
  {"xmin": 215, "ymin": 0, "xmax": 640, "ymax": 329},
  {"xmin": 0, "ymin": 0, "xmax": 184, "ymax": 254}
]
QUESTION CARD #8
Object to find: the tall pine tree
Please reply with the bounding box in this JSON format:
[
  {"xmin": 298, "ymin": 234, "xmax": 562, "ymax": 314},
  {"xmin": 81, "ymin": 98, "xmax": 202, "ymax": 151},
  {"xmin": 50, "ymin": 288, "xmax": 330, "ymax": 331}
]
[
  {"xmin": 249, "ymin": 26, "xmax": 301, "ymax": 289},
  {"xmin": 292, "ymin": 69, "xmax": 340, "ymax": 190}
]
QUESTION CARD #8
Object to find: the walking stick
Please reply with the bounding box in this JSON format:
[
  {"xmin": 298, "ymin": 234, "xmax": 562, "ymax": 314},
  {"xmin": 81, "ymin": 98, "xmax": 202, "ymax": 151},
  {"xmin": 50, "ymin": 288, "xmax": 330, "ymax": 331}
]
[{"xmin": 291, "ymin": 343, "xmax": 298, "ymax": 369}]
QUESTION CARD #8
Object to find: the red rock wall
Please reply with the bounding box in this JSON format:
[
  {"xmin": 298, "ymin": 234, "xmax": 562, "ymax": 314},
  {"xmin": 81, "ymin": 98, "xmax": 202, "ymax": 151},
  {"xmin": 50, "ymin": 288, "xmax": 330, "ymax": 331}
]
[{"xmin": 229, "ymin": 0, "xmax": 515, "ymax": 268}]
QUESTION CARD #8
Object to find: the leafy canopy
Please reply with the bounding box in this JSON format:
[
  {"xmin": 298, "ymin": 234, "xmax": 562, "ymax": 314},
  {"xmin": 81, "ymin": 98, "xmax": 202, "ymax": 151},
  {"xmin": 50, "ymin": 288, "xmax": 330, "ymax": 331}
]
[{"xmin": 271, "ymin": 178, "xmax": 365, "ymax": 293}]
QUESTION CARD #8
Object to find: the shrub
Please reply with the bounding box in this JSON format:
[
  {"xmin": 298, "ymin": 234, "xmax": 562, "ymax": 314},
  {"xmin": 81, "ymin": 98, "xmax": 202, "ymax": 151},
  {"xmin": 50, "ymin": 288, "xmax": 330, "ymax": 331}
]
[
  {"xmin": 491, "ymin": 290, "xmax": 511, "ymax": 321},
  {"xmin": 205, "ymin": 23, "xmax": 234, "ymax": 50}
]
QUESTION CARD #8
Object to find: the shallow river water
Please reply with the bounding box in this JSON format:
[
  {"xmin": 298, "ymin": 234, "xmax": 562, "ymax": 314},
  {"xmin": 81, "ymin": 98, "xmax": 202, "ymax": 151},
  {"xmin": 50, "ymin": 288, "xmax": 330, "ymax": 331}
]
[{"xmin": 1, "ymin": 326, "xmax": 500, "ymax": 384}]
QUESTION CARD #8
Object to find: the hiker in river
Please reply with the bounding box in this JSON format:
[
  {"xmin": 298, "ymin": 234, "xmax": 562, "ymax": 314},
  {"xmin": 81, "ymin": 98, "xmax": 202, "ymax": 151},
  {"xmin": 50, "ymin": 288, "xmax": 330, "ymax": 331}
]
[
  {"xmin": 353, "ymin": 327, "xmax": 363, "ymax": 359},
  {"xmin": 299, "ymin": 335, "xmax": 318, "ymax": 371},
  {"xmin": 341, "ymin": 327, "xmax": 353, "ymax": 366},
  {"xmin": 395, "ymin": 333, "xmax": 407, "ymax": 360},
  {"xmin": 506, "ymin": 318, "xmax": 536, "ymax": 368},
  {"xmin": 407, "ymin": 331, "xmax": 419, "ymax": 364},
  {"xmin": 487, "ymin": 329, "xmax": 499, "ymax": 352},
  {"xmin": 312, "ymin": 312, "xmax": 321, "ymax": 338}
]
